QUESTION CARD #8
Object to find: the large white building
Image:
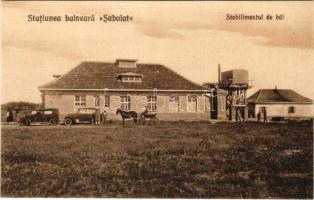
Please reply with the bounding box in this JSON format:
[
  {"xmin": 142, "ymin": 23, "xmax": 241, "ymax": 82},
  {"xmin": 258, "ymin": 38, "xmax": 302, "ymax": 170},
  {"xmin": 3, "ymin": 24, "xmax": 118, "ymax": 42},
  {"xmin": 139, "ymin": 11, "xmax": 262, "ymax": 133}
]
[{"xmin": 39, "ymin": 59, "xmax": 212, "ymax": 121}]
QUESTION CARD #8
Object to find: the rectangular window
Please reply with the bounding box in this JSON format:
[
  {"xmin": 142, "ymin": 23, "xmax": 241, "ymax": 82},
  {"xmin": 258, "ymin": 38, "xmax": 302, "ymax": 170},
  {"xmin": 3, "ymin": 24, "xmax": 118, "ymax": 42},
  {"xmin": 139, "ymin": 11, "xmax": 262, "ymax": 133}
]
[
  {"xmin": 44, "ymin": 110, "xmax": 53, "ymax": 115},
  {"xmin": 170, "ymin": 96, "xmax": 179, "ymax": 103},
  {"xmin": 169, "ymin": 96, "xmax": 180, "ymax": 112},
  {"xmin": 121, "ymin": 96, "xmax": 131, "ymax": 111},
  {"xmin": 147, "ymin": 96, "xmax": 157, "ymax": 111},
  {"xmin": 105, "ymin": 96, "xmax": 110, "ymax": 107},
  {"xmin": 188, "ymin": 95, "xmax": 198, "ymax": 112},
  {"xmin": 75, "ymin": 95, "xmax": 86, "ymax": 106},
  {"xmin": 188, "ymin": 95, "xmax": 197, "ymax": 102},
  {"xmin": 288, "ymin": 106, "xmax": 295, "ymax": 113},
  {"xmin": 122, "ymin": 76, "xmax": 142, "ymax": 82}
]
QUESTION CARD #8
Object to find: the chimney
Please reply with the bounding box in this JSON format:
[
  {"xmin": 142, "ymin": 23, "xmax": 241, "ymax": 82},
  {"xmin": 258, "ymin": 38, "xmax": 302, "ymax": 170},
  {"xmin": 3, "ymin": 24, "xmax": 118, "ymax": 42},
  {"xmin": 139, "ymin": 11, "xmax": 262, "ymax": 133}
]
[
  {"xmin": 116, "ymin": 58, "xmax": 138, "ymax": 68},
  {"xmin": 275, "ymin": 86, "xmax": 278, "ymax": 93}
]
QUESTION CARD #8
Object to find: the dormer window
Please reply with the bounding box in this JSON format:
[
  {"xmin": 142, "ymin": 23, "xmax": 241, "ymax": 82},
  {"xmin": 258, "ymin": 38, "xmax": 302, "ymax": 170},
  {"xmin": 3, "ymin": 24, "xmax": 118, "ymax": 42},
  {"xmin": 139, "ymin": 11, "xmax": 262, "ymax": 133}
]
[
  {"xmin": 122, "ymin": 76, "xmax": 142, "ymax": 82},
  {"xmin": 117, "ymin": 72, "xmax": 143, "ymax": 83}
]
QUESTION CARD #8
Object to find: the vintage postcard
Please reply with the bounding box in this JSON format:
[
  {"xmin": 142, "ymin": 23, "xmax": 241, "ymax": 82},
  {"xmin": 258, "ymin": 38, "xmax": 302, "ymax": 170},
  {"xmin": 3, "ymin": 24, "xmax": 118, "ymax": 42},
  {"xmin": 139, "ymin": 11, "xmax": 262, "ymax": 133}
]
[{"xmin": 1, "ymin": 1, "xmax": 313, "ymax": 198}]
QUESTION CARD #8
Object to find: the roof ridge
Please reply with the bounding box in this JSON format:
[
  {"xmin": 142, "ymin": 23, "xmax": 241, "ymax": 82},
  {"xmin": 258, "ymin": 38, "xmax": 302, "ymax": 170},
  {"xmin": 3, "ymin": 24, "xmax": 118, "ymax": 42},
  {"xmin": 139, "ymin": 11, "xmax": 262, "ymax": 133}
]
[
  {"xmin": 81, "ymin": 61, "xmax": 115, "ymax": 64},
  {"xmin": 137, "ymin": 62, "xmax": 163, "ymax": 66},
  {"xmin": 256, "ymin": 89, "xmax": 262, "ymax": 103},
  {"xmin": 276, "ymin": 89, "xmax": 289, "ymax": 101},
  {"xmin": 288, "ymin": 89, "xmax": 313, "ymax": 101},
  {"xmin": 38, "ymin": 78, "xmax": 58, "ymax": 88},
  {"xmin": 160, "ymin": 64, "xmax": 207, "ymax": 90},
  {"xmin": 249, "ymin": 88, "xmax": 313, "ymax": 104},
  {"xmin": 38, "ymin": 62, "xmax": 84, "ymax": 89},
  {"xmin": 80, "ymin": 61, "xmax": 164, "ymax": 65}
]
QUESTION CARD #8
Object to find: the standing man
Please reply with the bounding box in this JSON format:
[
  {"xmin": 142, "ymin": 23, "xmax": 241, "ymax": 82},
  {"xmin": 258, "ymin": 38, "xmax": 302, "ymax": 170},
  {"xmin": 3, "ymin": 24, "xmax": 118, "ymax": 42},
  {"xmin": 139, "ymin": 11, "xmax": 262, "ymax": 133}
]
[
  {"xmin": 257, "ymin": 111, "xmax": 261, "ymax": 122},
  {"xmin": 263, "ymin": 109, "xmax": 267, "ymax": 123},
  {"xmin": 100, "ymin": 110, "xmax": 107, "ymax": 125},
  {"xmin": 6, "ymin": 110, "xmax": 14, "ymax": 124},
  {"xmin": 95, "ymin": 108, "xmax": 101, "ymax": 125}
]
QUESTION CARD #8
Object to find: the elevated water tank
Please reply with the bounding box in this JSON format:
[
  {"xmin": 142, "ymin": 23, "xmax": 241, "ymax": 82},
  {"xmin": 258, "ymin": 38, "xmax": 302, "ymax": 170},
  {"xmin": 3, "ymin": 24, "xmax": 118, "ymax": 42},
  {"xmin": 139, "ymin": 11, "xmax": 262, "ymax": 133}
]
[{"xmin": 221, "ymin": 69, "xmax": 248, "ymax": 86}]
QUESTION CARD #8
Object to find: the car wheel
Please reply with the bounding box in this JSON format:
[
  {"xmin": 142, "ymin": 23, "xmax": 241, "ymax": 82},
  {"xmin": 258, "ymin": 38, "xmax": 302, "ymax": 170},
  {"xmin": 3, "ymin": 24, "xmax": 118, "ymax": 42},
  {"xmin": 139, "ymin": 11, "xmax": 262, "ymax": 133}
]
[
  {"xmin": 28, "ymin": 116, "xmax": 35, "ymax": 122},
  {"xmin": 19, "ymin": 118, "xmax": 29, "ymax": 126},
  {"xmin": 49, "ymin": 118, "xmax": 58, "ymax": 125},
  {"xmin": 64, "ymin": 118, "xmax": 73, "ymax": 126}
]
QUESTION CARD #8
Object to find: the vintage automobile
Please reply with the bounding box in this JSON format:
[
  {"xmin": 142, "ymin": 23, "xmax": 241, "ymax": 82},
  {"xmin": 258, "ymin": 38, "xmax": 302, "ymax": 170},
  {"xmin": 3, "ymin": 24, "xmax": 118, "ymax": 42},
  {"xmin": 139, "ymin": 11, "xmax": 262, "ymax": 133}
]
[
  {"xmin": 64, "ymin": 108, "xmax": 96, "ymax": 125},
  {"xmin": 19, "ymin": 108, "xmax": 59, "ymax": 126}
]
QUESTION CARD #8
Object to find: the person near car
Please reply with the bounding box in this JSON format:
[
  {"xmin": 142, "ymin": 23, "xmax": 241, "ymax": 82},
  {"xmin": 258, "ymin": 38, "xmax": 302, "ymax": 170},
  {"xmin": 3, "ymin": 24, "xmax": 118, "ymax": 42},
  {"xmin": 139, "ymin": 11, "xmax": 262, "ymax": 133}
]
[
  {"xmin": 6, "ymin": 110, "xmax": 14, "ymax": 124},
  {"xmin": 100, "ymin": 110, "xmax": 107, "ymax": 124},
  {"xmin": 14, "ymin": 110, "xmax": 20, "ymax": 123},
  {"xmin": 95, "ymin": 108, "xmax": 101, "ymax": 125}
]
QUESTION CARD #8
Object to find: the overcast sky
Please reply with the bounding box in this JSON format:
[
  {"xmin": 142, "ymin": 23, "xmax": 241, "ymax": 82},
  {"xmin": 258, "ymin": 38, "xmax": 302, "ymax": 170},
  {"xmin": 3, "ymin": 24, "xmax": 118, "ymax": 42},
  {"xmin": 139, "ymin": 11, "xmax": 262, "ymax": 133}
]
[{"xmin": 2, "ymin": 1, "xmax": 313, "ymax": 103}]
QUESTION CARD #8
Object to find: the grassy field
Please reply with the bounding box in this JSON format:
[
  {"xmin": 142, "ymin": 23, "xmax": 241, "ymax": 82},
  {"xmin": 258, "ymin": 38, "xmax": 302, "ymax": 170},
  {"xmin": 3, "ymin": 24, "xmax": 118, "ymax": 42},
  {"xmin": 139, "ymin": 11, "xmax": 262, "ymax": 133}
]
[{"xmin": 1, "ymin": 121, "xmax": 313, "ymax": 198}]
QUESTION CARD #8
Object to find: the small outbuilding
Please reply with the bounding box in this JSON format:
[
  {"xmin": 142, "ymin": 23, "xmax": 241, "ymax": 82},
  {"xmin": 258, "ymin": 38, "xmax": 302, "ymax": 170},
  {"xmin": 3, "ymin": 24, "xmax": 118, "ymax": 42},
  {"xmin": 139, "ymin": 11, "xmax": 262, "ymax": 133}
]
[{"xmin": 247, "ymin": 88, "xmax": 313, "ymax": 120}]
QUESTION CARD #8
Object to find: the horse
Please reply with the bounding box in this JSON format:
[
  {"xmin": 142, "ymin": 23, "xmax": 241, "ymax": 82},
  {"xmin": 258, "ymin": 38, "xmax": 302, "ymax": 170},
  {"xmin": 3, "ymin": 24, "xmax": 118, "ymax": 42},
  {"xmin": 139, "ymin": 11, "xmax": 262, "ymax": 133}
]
[{"xmin": 116, "ymin": 108, "xmax": 138, "ymax": 124}]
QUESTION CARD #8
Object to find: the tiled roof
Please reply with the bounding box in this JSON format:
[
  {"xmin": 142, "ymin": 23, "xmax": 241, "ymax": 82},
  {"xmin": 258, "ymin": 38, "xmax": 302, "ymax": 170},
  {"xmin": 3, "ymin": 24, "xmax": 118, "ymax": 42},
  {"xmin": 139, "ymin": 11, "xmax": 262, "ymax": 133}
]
[
  {"xmin": 39, "ymin": 61, "xmax": 206, "ymax": 91},
  {"xmin": 247, "ymin": 89, "xmax": 313, "ymax": 104}
]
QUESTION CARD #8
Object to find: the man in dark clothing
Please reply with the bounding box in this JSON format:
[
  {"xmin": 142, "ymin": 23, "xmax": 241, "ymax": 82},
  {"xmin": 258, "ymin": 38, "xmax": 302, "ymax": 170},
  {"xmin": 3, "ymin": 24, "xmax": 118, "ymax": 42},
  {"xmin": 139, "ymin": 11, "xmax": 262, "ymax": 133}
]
[
  {"xmin": 6, "ymin": 110, "xmax": 14, "ymax": 124},
  {"xmin": 100, "ymin": 110, "xmax": 107, "ymax": 124},
  {"xmin": 257, "ymin": 111, "xmax": 261, "ymax": 122},
  {"xmin": 263, "ymin": 109, "xmax": 267, "ymax": 122},
  {"xmin": 95, "ymin": 108, "xmax": 101, "ymax": 125}
]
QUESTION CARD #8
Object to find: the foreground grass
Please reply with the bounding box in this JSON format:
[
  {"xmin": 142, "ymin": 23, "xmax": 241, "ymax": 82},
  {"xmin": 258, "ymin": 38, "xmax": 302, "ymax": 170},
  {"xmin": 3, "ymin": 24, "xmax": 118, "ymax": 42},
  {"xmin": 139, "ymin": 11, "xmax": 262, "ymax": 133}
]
[{"xmin": 1, "ymin": 121, "xmax": 313, "ymax": 198}]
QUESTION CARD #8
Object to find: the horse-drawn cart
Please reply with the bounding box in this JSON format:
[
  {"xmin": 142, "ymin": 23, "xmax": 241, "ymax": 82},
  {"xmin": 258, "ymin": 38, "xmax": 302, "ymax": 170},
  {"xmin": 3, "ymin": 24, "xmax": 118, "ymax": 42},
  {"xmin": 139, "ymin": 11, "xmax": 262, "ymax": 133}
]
[
  {"xmin": 116, "ymin": 107, "xmax": 159, "ymax": 125},
  {"xmin": 139, "ymin": 110, "xmax": 159, "ymax": 125}
]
